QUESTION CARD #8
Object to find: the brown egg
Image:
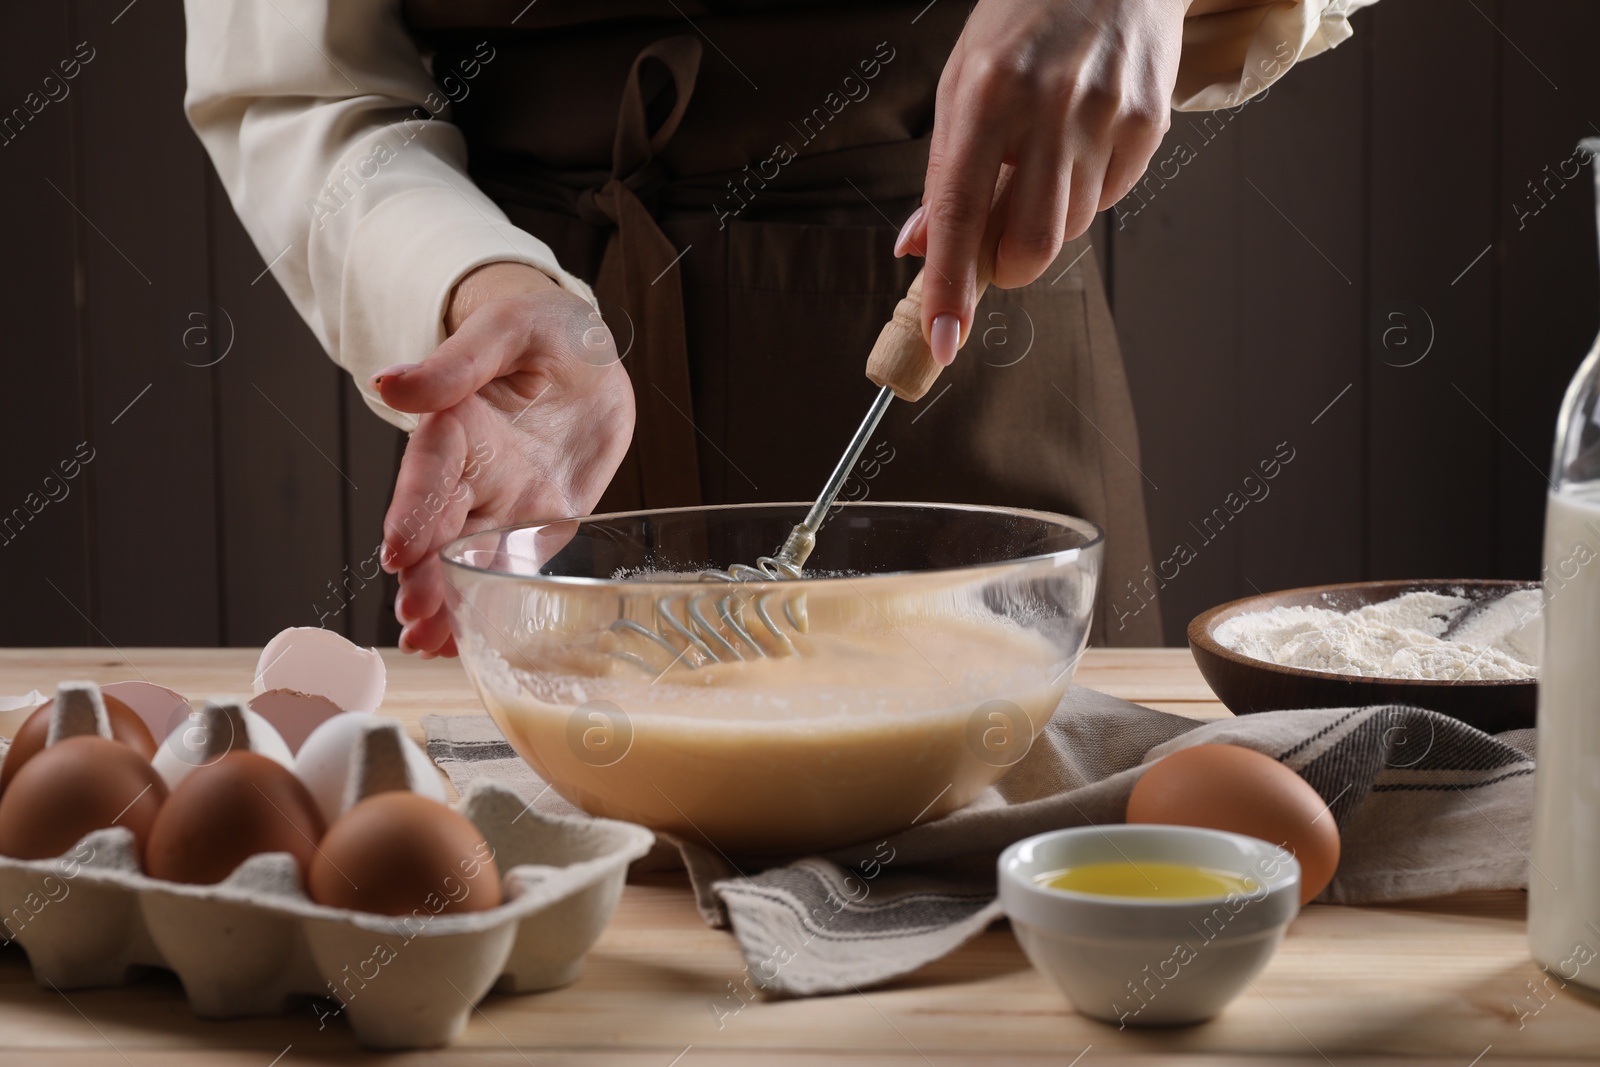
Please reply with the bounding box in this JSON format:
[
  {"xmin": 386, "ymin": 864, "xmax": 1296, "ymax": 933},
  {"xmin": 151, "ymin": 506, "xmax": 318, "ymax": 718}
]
[
  {"xmin": 0, "ymin": 694, "xmax": 157, "ymax": 793},
  {"xmin": 145, "ymin": 751, "xmax": 326, "ymax": 886},
  {"xmin": 0, "ymin": 736, "xmax": 167, "ymax": 861},
  {"xmin": 1126, "ymin": 743, "xmax": 1340, "ymax": 906},
  {"xmin": 309, "ymin": 792, "xmax": 501, "ymax": 916}
]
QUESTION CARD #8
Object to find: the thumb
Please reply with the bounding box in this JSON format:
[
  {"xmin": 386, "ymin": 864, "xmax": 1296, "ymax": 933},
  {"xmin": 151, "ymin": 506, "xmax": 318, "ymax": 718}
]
[
  {"xmin": 375, "ymin": 289, "xmax": 596, "ymax": 414},
  {"xmin": 373, "ymin": 306, "xmax": 525, "ymax": 415}
]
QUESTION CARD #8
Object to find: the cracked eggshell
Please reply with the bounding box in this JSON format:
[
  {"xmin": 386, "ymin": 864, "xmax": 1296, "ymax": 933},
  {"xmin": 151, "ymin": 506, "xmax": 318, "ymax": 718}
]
[
  {"xmin": 254, "ymin": 627, "xmax": 385, "ymax": 714},
  {"xmin": 294, "ymin": 712, "xmax": 445, "ymax": 826},
  {"xmin": 248, "ymin": 689, "xmax": 344, "ymax": 755},
  {"xmin": 0, "ymin": 691, "xmax": 48, "ymax": 740},
  {"xmin": 153, "ymin": 702, "xmax": 294, "ymax": 791},
  {"xmin": 99, "ymin": 681, "xmax": 194, "ymax": 746}
]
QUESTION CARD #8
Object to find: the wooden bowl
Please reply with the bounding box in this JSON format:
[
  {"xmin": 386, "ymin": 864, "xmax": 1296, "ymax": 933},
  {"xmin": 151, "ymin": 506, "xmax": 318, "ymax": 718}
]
[{"xmin": 1188, "ymin": 579, "xmax": 1538, "ymax": 733}]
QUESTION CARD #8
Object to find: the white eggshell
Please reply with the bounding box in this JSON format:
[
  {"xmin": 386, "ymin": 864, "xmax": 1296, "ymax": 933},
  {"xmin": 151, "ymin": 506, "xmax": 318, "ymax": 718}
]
[
  {"xmin": 254, "ymin": 627, "xmax": 386, "ymax": 713},
  {"xmin": 100, "ymin": 680, "xmax": 193, "ymax": 742},
  {"xmin": 0, "ymin": 690, "xmax": 47, "ymax": 740},
  {"xmin": 248, "ymin": 688, "xmax": 344, "ymax": 755},
  {"xmin": 153, "ymin": 705, "xmax": 294, "ymax": 789},
  {"xmin": 293, "ymin": 711, "xmax": 445, "ymax": 825}
]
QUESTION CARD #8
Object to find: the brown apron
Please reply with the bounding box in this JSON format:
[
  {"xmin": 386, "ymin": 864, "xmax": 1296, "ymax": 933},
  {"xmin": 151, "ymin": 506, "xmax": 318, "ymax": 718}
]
[{"xmin": 402, "ymin": 1, "xmax": 1162, "ymax": 645}]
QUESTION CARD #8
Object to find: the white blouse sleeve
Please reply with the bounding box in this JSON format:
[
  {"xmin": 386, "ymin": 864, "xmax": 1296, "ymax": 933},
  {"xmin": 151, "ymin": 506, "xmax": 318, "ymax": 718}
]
[
  {"xmin": 1174, "ymin": 0, "xmax": 1382, "ymax": 112},
  {"xmin": 183, "ymin": 0, "xmax": 597, "ymax": 432}
]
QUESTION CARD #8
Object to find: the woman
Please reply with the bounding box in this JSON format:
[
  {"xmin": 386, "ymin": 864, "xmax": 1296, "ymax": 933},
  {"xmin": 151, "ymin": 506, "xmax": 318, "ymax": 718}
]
[{"xmin": 185, "ymin": 0, "xmax": 1373, "ymax": 655}]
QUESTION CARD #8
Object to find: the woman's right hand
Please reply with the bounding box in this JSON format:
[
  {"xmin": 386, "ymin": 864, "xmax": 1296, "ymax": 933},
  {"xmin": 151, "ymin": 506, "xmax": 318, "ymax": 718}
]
[
  {"xmin": 898, "ymin": 0, "xmax": 1186, "ymax": 363},
  {"xmin": 374, "ymin": 263, "xmax": 635, "ymax": 657}
]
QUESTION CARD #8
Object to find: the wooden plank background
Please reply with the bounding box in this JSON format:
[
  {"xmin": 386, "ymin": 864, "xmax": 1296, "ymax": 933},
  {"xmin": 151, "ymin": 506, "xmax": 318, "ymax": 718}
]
[{"xmin": 2, "ymin": 0, "xmax": 1596, "ymax": 648}]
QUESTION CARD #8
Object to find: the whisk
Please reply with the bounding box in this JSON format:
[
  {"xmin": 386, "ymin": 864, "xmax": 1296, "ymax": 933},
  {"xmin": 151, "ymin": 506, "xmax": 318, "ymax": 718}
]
[{"xmin": 607, "ymin": 207, "xmax": 1004, "ymax": 674}]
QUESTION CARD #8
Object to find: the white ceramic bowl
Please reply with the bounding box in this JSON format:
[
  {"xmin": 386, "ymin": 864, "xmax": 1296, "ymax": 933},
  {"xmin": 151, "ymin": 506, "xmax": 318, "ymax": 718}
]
[{"xmin": 998, "ymin": 824, "xmax": 1302, "ymax": 1028}]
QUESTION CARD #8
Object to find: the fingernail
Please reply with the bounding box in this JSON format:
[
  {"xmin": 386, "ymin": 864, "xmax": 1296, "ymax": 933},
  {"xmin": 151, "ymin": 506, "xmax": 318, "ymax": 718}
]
[
  {"xmin": 371, "ymin": 363, "xmax": 420, "ymax": 388},
  {"xmin": 893, "ymin": 206, "xmax": 926, "ymax": 258},
  {"xmin": 930, "ymin": 313, "xmax": 960, "ymax": 366}
]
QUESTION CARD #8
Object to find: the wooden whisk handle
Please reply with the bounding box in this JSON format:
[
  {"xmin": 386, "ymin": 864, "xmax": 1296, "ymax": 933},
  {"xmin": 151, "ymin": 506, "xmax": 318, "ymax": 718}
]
[
  {"xmin": 865, "ymin": 193, "xmax": 1007, "ymax": 402},
  {"xmin": 863, "ymin": 270, "xmax": 991, "ymax": 401}
]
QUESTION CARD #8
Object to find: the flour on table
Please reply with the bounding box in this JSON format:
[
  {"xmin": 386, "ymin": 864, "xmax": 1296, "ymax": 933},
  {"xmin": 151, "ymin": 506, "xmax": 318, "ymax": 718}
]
[{"xmin": 1213, "ymin": 589, "xmax": 1541, "ymax": 681}]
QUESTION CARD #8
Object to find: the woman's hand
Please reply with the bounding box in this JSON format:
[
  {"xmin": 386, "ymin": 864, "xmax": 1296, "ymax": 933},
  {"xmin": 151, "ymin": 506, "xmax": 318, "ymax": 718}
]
[
  {"xmin": 374, "ymin": 262, "xmax": 634, "ymax": 657},
  {"xmin": 897, "ymin": 0, "xmax": 1188, "ymax": 364}
]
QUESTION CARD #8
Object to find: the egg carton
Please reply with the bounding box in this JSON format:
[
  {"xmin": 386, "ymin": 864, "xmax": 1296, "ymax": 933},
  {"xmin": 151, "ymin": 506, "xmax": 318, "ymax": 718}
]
[
  {"xmin": 0, "ymin": 628, "xmax": 654, "ymax": 1049},
  {"xmin": 0, "ymin": 776, "xmax": 653, "ymax": 1048}
]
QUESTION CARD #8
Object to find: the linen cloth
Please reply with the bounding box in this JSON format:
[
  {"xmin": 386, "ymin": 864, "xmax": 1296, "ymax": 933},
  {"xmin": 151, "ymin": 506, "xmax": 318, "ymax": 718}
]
[{"xmin": 424, "ymin": 684, "xmax": 1535, "ymax": 996}]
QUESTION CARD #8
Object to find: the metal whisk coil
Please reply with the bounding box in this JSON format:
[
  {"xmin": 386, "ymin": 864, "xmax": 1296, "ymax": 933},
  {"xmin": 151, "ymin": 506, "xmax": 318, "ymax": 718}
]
[{"xmin": 606, "ymin": 583, "xmax": 806, "ymax": 674}]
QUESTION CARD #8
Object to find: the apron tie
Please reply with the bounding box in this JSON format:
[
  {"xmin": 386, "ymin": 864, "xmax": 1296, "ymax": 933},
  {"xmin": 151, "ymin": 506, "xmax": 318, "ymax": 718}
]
[{"xmin": 586, "ymin": 35, "xmax": 704, "ymax": 511}]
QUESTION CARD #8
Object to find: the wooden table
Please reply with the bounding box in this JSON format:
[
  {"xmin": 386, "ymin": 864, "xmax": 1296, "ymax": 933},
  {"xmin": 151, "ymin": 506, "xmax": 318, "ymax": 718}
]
[{"xmin": 0, "ymin": 647, "xmax": 1590, "ymax": 1065}]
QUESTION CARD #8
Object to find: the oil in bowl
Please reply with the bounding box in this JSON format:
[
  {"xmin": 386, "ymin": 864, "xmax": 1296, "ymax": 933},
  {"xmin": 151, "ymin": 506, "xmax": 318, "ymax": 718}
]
[
  {"xmin": 1034, "ymin": 861, "xmax": 1258, "ymax": 900},
  {"xmin": 999, "ymin": 826, "xmax": 1302, "ymax": 1027}
]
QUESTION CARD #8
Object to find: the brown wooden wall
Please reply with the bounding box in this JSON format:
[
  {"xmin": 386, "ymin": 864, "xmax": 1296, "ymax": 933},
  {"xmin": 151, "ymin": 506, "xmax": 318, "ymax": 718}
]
[{"xmin": 2, "ymin": 0, "xmax": 1597, "ymax": 649}]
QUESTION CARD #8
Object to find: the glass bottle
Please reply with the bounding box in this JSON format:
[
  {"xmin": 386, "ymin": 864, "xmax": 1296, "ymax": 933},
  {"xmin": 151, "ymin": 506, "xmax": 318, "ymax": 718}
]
[{"xmin": 1529, "ymin": 138, "xmax": 1600, "ymax": 984}]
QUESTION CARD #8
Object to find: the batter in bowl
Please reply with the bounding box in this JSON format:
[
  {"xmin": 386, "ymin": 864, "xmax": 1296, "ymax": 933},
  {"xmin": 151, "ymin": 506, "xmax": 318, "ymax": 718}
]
[{"xmin": 473, "ymin": 612, "xmax": 1070, "ymax": 854}]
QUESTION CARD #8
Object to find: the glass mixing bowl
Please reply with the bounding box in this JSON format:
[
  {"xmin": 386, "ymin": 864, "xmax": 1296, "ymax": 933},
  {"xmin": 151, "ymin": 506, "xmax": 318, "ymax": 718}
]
[{"xmin": 442, "ymin": 502, "xmax": 1102, "ymax": 856}]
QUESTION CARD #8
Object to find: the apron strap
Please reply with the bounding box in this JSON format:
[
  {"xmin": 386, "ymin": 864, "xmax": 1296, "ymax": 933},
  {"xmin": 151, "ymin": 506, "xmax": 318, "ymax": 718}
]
[{"xmin": 580, "ymin": 35, "xmax": 705, "ymax": 511}]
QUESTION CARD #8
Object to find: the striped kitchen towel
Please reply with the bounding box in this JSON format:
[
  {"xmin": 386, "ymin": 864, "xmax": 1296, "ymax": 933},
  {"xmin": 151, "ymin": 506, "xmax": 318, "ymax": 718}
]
[{"xmin": 423, "ymin": 685, "xmax": 1536, "ymax": 996}]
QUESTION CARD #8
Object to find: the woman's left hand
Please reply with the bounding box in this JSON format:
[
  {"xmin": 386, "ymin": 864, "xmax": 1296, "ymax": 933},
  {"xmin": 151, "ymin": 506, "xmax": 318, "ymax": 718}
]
[
  {"xmin": 897, "ymin": 0, "xmax": 1188, "ymax": 363},
  {"xmin": 374, "ymin": 263, "xmax": 635, "ymax": 657}
]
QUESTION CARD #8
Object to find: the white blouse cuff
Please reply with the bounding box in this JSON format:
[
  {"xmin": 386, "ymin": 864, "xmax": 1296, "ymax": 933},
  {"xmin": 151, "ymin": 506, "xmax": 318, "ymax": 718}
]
[
  {"xmin": 338, "ymin": 185, "xmax": 599, "ymax": 432},
  {"xmin": 1174, "ymin": 0, "xmax": 1368, "ymax": 112}
]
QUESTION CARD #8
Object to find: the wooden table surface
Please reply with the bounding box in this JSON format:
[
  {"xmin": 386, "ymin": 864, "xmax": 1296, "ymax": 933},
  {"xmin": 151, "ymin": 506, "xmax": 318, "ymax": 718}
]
[{"xmin": 0, "ymin": 647, "xmax": 1589, "ymax": 1066}]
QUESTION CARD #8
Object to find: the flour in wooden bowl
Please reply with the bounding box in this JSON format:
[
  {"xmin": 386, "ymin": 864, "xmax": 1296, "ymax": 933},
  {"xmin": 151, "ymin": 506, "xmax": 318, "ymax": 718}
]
[{"xmin": 1213, "ymin": 589, "xmax": 1541, "ymax": 681}]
